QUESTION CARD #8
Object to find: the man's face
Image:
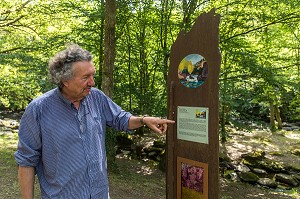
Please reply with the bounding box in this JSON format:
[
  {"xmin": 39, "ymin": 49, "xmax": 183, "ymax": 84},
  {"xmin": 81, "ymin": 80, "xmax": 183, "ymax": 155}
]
[{"xmin": 62, "ymin": 61, "xmax": 96, "ymax": 102}]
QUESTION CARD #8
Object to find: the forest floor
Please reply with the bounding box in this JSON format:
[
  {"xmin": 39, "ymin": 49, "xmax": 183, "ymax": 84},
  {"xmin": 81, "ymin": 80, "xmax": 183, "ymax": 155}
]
[
  {"xmin": 109, "ymin": 120, "xmax": 300, "ymax": 199},
  {"xmin": 0, "ymin": 112, "xmax": 299, "ymax": 199}
]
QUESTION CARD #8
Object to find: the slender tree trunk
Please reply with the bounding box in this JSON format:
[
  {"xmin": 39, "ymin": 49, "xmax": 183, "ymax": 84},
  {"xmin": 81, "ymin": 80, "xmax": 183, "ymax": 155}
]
[
  {"xmin": 270, "ymin": 101, "xmax": 276, "ymax": 130},
  {"xmin": 274, "ymin": 105, "xmax": 282, "ymax": 129},
  {"xmin": 298, "ymin": 46, "xmax": 300, "ymax": 75},
  {"xmin": 126, "ymin": 25, "xmax": 132, "ymax": 111},
  {"xmin": 102, "ymin": 0, "xmax": 117, "ymax": 170},
  {"xmin": 102, "ymin": 0, "xmax": 116, "ymax": 98},
  {"xmin": 220, "ymin": 55, "xmax": 229, "ymax": 142},
  {"xmin": 161, "ymin": 0, "xmax": 170, "ymax": 82},
  {"xmin": 181, "ymin": 0, "xmax": 198, "ymax": 31},
  {"xmin": 220, "ymin": 104, "xmax": 227, "ymax": 143},
  {"xmin": 138, "ymin": 23, "xmax": 149, "ymax": 114},
  {"xmin": 97, "ymin": 0, "xmax": 105, "ymax": 89}
]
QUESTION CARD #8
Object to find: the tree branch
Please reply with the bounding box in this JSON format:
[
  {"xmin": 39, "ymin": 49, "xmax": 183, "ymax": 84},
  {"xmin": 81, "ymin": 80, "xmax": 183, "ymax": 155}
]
[
  {"xmin": 221, "ymin": 13, "xmax": 300, "ymax": 43},
  {"xmin": 0, "ymin": 15, "xmax": 25, "ymax": 27},
  {"xmin": 0, "ymin": 47, "xmax": 23, "ymax": 54}
]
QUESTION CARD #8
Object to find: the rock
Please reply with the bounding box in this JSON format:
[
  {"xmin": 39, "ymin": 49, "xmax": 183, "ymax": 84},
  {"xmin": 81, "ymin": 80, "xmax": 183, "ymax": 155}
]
[
  {"xmin": 224, "ymin": 171, "xmax": 239, "ymax": 182},
  {"xmin": 131, "ymin": 143, "xmax": 144, "ymax": 159},
  {"xmin": 237, "ymin": 172, "xmax": 259, "ymax": 184},
  {"xmin": 153, "ymin": 140, "xmax": 165, "ymax": 148},
  {"xmin": 285, "ymin": 165, "xmax": 300, "ymax": 173},
  {"xmin": 121, "ymin": 150, "xmax": 131, "ymax": 155},
  {"xmin": 243, "ymin": 156, "xmax": 286, "ymax": 173},
  {"xmin": 116, "ymin": 132, "xmax": 134, "ymax": 150},
  {"xmin": 241, "ymin": 150, "xmax": 266, "ymax": 161},
  {"xmin": 236, "ymin": 164, "xmax": 251, "ymax": 172},
  {"xmin": 147, "ymin": 151, "xmax": 157, "ymax": 160},
  {"xmin": 219, "ymin": 161, "xmax": 235, "ymax": 170},
  {"xmin": 12, "ymin": 130, "xmax": 18, "ymax": 134},
  {"xmin": 257, "ymin": 178, "xmax": 278, "ymax": 188},
  {"xmin": 292, "ymin": 173, "xmax": 300, "ymax": 181},
  {"xmin": 275, "ymin": 173, "xmax": 299, "ymax": 187},
  {"xmin": 282, "ymin": 122, "xmax": 300, "ymax": 131},
  {"xmin": 259, "ymin": 159, "xmax": 286, "ymax": 173},
  {"xmin": 144, "ymin": 147, "xmax": 164, "ymax": 155},
  {"xmin": 291, "ymin": 149, "xmax": 300, "ymax": 157},
  {"xmin": 219, "ymin": 152, "xmax": 232, "ymax": 163},
  {"xmin": 252, "ymin": 168, "xmax": 268, "ymax": 175}
]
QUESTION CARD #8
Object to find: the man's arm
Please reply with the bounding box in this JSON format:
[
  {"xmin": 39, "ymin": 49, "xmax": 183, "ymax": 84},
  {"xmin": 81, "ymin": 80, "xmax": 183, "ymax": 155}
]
[
  {"xmin": 128, "ymin": 116, "xmax": 175, "ymax": 134},
  {"xmin": 18, "ymin": 166, "xmax": 35, "ymax": 199}
]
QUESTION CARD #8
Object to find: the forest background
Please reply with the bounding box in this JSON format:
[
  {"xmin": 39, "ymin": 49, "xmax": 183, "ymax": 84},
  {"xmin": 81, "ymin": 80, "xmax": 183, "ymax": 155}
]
[{"xmin": 1, "ymin": 0, "xmax": 300, "ymax": 140}]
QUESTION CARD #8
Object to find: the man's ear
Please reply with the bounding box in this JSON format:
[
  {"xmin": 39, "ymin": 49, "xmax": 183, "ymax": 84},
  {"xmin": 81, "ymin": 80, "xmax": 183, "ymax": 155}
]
[{"xmin": 62, "ymin": 80, "xmax": 69, "ymax": 87}]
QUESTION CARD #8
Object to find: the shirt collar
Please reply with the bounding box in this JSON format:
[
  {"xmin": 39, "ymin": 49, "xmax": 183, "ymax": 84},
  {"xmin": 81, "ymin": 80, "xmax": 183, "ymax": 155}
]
[{"xmin": 55, "ymin": 88, "xmax": 87, "ymax": 107}]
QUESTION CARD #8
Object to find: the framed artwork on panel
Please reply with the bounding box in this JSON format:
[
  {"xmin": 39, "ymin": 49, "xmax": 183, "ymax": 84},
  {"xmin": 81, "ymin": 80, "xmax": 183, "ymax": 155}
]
[{"xmin": 177, "ymin": 157, "xmax": 208, "ymax": 199}]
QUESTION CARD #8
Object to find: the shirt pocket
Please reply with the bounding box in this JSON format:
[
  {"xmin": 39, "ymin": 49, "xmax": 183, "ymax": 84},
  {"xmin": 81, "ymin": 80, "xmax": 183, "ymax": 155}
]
[{"xmin": 92, "ymin": 116, "xmax": 106, "ymax": 136}]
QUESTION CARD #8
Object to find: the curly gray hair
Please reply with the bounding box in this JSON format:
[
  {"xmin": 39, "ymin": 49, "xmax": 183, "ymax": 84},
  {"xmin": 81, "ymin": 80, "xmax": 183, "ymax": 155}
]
[{"xmin": 48, "ymin": 44, "xmax": 93, "ymax": 88}]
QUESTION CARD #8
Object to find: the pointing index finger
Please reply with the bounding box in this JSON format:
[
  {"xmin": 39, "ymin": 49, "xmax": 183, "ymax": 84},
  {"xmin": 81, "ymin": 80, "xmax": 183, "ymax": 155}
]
[{"xmin": 159, "ymin": 119, "xmax": 175, "ymax": 124}]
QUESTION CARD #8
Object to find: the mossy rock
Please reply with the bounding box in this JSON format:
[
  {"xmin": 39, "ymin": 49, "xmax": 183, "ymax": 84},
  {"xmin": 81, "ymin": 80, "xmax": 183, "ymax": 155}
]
[
  {"xmin": 219, "ymin": 152, "xmax": 232, "ymax": 163},
  {"xmin": 285, "ymin": 165, "xmax": 300, "ymax": 173},
  {"xmin": 237, "ymin": 171, "xmax": 259, "ymax": 184},
  {"xmin": 257, "ymin": 178, "xmax": 278, "ymax": 188},
  {"xmin": 144, "ymin": 146, "xmax": 165, "ymax": 155},
  {"xmin": 291, "ymin": 149, "xmax": 300, "ymax": 157},
  {"xmin": 153, "ymin": 140, "xmax": 166, "ymax": 148},
  {"xmin": 242, "ymin": 155, "xmax": 286, "ymax": 173},
  {"xmin": 258, "ymin": 159, "xmax": 286, "ymax": 173},
  {"xmin": 275, "ymin": 173, "xmax": 299, "ymax": 187},
  {"xmin": 116, "ymin": 132, "xmax": 134, "ymax": 148},
  {"xmin": 241, "ymin": 150, "xmax": 266, "ymax": 168}
]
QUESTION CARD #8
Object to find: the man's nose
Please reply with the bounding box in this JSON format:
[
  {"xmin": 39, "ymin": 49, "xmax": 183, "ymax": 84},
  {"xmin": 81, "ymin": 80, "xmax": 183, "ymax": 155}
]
[{"xmin": 88, "ymin": 76, "xmax": 95, "ymax": 86}]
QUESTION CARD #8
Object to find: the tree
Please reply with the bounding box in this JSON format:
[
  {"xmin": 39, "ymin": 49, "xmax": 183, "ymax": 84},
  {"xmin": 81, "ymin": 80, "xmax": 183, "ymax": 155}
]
[
  {"xmin": 102, "ymin": 0, "xmax": 116, "ymax": 98},
  {"xmin": 1, "ymin": 0, "xmax": 300, "ymax": 133},
  {"xmin": 206, "ymin": 0, "xmax": 300, "ymax": 140}
]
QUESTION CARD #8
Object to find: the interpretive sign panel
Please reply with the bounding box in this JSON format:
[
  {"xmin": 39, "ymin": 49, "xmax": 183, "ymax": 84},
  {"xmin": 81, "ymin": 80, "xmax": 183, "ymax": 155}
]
[
  {"xmin": 166, "ymin": 9, "xmax": 221, "ymax": 199},
  {"xmin": 177, "ymin": 106, "xmax": 209, "ymax": 144}
]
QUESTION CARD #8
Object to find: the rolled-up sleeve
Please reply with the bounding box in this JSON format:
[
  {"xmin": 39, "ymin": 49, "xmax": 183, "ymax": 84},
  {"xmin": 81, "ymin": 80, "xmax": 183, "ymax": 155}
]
[
  {"xmin": 14, "ymin": 103, "xmax": 42, "ymax": 167},
  {"xmin": 102, "ymin": 96, "xmax": 132, "ymax": 131},
  {"xmin": 91, "ymin": 90, "xmax": 132, "ymax": 131}
]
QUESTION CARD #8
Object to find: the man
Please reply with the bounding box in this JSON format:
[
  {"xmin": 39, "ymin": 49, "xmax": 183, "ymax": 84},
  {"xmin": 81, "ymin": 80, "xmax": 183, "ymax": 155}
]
[{"xmin": 14, "ymin": 44, "xmax": 174, "ymax": 199}]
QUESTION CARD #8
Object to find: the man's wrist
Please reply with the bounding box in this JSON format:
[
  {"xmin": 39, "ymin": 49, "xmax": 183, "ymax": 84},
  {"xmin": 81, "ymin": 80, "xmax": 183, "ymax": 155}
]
[{"xmin": 140, "ymin": 115, "xmax": 148, "ymax": 125}]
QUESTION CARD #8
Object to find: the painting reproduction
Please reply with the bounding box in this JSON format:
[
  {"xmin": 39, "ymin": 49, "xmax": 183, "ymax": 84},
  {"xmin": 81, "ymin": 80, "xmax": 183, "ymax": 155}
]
[
  {"xmin": 177, "ymin": 157, "xmax": 208, "ymax": 199},
  {"xmin": 178, "ymin": 54, "xmax": 208, "ymax": 88}
]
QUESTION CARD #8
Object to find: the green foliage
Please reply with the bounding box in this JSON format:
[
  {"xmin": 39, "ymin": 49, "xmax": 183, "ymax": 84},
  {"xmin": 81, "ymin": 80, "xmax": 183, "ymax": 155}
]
[
  {"xmin": 289, "ymin": 90, "xmax": 300, "ymax": 121},
  {"xmin": 0, "ymin": 65, "xmax": 43, "ymax": 110},
  {"xmin": 1, "ymin": 0, "xmax": 300, "ymax": 129},
  {"xmin": 213, "ymin": 0, "xmax": 300, "ymax": 134}
]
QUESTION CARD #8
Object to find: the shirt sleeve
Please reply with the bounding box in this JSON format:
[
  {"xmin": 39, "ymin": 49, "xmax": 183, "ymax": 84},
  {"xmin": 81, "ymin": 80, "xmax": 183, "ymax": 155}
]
[
  {"xmin": 14, "ymin": 102, "xmax": 42, "ymax": 167},
  {"xmin": 92, "ymin": 89, "xmax": 132, "ymax": 131}
]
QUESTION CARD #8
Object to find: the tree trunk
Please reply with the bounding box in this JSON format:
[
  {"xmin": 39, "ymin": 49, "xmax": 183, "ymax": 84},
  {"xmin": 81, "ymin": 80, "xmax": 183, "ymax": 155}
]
[
  {"xmin": 161, "ymin": 0, "xmax": 170, "ymax": 82},
  {"xmin": 102, "ymin": 0, "xmax": 116, "ymax": 98},
  {"xmin": 220, "ymin": 104, "xmax": 227, "ymax": 143},
  {"xmin": 181, "ymin": 0, "xmax": 198, "ymax": 31},
  {"xmin": 220, "ymin": 54, "xmax": 229, "ymax": 143},
  {"xmin": 126, "ymin": 25, "xmax": 132, "ymax": 111},
  {"xmin": 274, "ymin": 105, "xmax": 282, "ymax": 129},
  {"xmin": 97, "ymin": 0, "xmax": 105, "ymax": 89},
  {"xmin": 269, "ymin": 101, "xmax": 276, "ymax": 130}
]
